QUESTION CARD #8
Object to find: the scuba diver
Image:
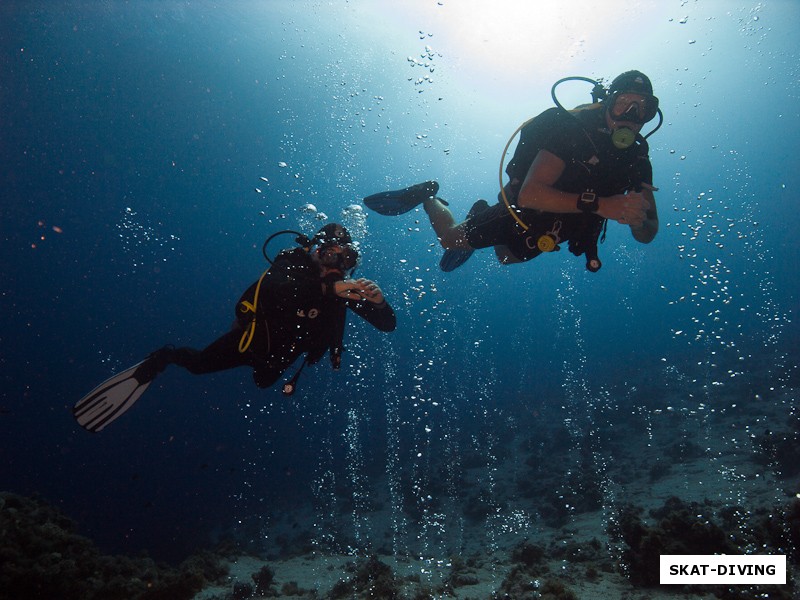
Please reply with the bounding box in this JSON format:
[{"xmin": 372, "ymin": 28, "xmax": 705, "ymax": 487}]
[
  {"xmin": 364, "ymin": 70, "xmax": 661, "ymax": 273},
  {"xmin": 73, "ymin": 223, "xmax": 396, "ymax": 433}
]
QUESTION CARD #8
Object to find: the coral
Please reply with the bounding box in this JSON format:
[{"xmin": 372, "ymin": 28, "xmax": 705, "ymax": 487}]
[
  {"xmin": 538, "ymin": 579, "xmax": 579, "ymax": 600},
  {"xmin": 491, "ymin": 540, "xmax": 565, "ymax": 600},
  {"xmin": 280, "ymin": 580, "xmax": 312, "ymax": 596},
  {"xmin": 442, "ymin": 555, "xmax": 480, "ymax": 592},
  {"xmin": 549, "ymin": 537, "xmax": 603, "ymax": 564},
  {"xmin": 509, "ymin": 541, "xmax": 548, "ymax": 573},
  {"xmin": 493, "ymin": 572, "xmax": 578, "ymax": 600},
  {"xmin": 0, "ymin": 491, "xmax": 228, "ymax": 600},
  {"xmin": 612, "ymin": 497, "xmax": 738, "ymax": 587},
  {"xmin": 493, "ymin": 565, "xmax": 539, "ymax": 599},
  {"xmin": 251, "ymin": 564, "xmax": 276, "ymax": 596},
  {"xmin": 327, "ymin": 555, "xmax": 402, "ymax": 600},
  {"xmin": 613, "ymin": 496, "xmax": 800, "ymax": 599}
]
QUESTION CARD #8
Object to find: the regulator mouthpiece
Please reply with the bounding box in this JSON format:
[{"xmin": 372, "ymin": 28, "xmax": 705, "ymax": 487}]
[{"xmin": 612, "ymin": 127, "xmax": 636, "ymax": 149}]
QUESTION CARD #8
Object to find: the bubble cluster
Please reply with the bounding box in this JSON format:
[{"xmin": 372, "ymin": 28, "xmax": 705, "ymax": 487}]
[
  {"xmin": 407, "ymin": 39, "xmax": 439, "ymax": 92},
  {"xmin": 115, "ymin": 207, "xmax": 180, "ymax": 272},
  {"xmin": 664, "ymin": 173, "xmax": 790, "ymax": 386},
  {"xmin": 341, "ymin": 203, "xmax": 367, "ymax": 241}
]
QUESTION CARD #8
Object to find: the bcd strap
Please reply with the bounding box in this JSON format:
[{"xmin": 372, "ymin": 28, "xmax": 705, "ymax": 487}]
[
  {"xmin": 238, "ymin": 269, "xmax": 269, "ymax": 353},
  {"xmin": 282, "ymin": 358, "xmax": 307, "ymax": 396}
]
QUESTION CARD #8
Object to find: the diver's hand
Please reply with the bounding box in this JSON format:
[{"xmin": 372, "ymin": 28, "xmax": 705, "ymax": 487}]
[
  {"xmin": 354, "ymin": 278, "xmax": 385, "ymax": 304},
  {"xmin": 333, "ymin": 279, "xmax": 385, "ymax": 304},
  {"xmin": 598, "ymin": 191, "xmax": 650, "ymax": 227}
]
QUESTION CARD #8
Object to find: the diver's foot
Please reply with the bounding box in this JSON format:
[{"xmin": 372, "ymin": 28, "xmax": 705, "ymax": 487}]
[
  {"xmin": 439, "ymin": 199, "xmax": 490, "ymax": 272},
  {"xmin": 133, "ymin": 345, "xmax": 175, "ymax": 383},
  {"xmin": 404, "ymin": 180, "xmax": 440, "ymax": 203},
  {"xmin": 363, "ymin": 180, "xmax": 444, "ymax": 216}
]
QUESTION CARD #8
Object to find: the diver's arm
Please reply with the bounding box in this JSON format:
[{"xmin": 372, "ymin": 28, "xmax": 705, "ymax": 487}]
[
  {"xmin": 516, "ymin": 150, "xmax": 573, "ymax": 211},
  {"xmin": 518, "ymin": 150, "xmax": 651, "ymax": 226},
  {"xmin": 340, "ymin": 279, "xmax": 396, "ymax": 332},
  {"xmin": 630, "ymin": 185, "xmax": 659, "ymax": 243},
  {"xmin": 349, "ymin": 301, "xmax": 396, "ymax": 332}
]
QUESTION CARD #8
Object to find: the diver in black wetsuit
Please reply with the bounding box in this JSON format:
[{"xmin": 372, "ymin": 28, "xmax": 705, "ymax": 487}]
[
  {"xmin": 364, "ymin": 70, "xmax": 661, "ymax": 273},
  {"xmin": 137, "ymin": 223, "xmax": 396, "ymax": 392}
]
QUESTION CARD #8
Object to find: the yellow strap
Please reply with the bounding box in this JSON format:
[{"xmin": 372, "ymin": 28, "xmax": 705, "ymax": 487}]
[
  {"xmin": 498, "ymin": 117, "xmax": 535, "ymax": 232},
  {"xmin": 238, "ymin": 270, "xmax": 269, "ymax": 353},
  {"xmin": 500, "ymin": 105, "xmax": 604, "ymax": 231}
]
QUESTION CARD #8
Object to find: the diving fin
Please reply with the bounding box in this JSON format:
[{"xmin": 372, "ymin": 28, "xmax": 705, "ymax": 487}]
[
  {"xmin": 73, "ymin": 361, "xmax": 153, "ymax": 433},
  {"xmin": 363, "ymin": 180, "xmax": 442, "ymax": 216},
  {"xmin": 439, "ymin": 199, "xmax": 490, "ymax": 272}
]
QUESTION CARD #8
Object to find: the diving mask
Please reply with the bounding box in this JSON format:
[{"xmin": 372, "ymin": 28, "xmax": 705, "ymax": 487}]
[
  {"xmin": 319, "ymin": 243, "xmax": 359, "ymax": 272},
  {"xmin": 609, "ymin": 93, "xmax": 659, "ymax": 125}
]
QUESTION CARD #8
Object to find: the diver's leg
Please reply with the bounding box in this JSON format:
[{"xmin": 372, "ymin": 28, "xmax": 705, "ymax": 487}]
[
  {"xmin": 423, "ymin": 198, "xmax": 471, "ymax": 250},
  {"xmin": 164, "ymin": 329, "xmax": 248, "ymax": 375},
  {"xmin": 494, "ymin": 245, "xmax": 524, "ymax": 264},
  {"xmin": 173, "ymin": 332, "xmax": 247, "ymax": 374}
]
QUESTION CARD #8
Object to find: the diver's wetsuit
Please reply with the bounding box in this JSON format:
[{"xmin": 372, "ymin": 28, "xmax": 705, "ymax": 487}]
[
  {"xmin": 156, "ymin": 248, "xmax": 396, "ymax": 388},
  {"xmin": 462, "ymin": 105, "xmax": 653, "ymax": 263}
]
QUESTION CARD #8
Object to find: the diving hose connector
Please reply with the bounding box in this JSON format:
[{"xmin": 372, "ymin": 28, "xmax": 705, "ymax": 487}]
[{"xmin": 537, "ymin": 220, "xmax": 562, "ymax": 252}]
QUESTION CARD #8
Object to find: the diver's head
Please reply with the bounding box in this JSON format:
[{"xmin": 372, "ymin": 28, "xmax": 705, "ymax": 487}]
[
  {"xmin": 604, "ymin": 70, "xmax": 659, "ymax": 147},
  {"xmin": 312, "ymin": 223, "xmax": 359, "ymax": 274},
  {"xmin": 606, "ymin": 70, "xmax": 658, "ymax": 124}
]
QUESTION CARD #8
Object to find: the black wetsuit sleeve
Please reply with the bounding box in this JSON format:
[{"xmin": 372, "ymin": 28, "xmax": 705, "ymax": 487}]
[
  {"xmin": 636, "ymin": 155, "xmax": 653, "ymax": 187},
  {"xmin": 346, "ymin": 299, "xmax": 397, "ymax": 332}
]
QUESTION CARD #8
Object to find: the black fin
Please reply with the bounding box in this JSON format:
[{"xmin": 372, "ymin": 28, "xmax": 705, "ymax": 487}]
[
  {"xmin": 439, "ymin": 199, "xmax": 490, "ymax": 272},
  {"xmin": 363, "ymin": 181, "xmax": 440, "ymax": 216}
]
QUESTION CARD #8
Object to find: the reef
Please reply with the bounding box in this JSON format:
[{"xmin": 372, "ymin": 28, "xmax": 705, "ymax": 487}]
[
  {"xmin": 612, "ymin": 496, "xmax": 798, "ymax": 599},
  {"xmin": 491, "ymin": 541, "xmax": 579, "ymax": 600},
  {"xmin": 0, "ymin": 491, "xmax": 228, "ymax": 600},
  {"xmin": 324, "ymin": 555, "xmax": 403, "ymax": 599}
]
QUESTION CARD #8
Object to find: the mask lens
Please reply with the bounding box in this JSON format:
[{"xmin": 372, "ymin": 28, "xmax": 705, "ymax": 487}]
[
  {"xmin": 612, "ymin": 94, "xmax": 647, "ymax": 123},
  {"xmin": 320, "ymin": 244, "xmax": 358, "ymax": 271},
  {"xmin": 611, "ymin": 93, "xmax": 658, "ymax": 124}
]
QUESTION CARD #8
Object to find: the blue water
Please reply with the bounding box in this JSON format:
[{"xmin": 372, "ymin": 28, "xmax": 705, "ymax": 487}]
[{"xmin": 2, "ymin": 0, "xmax": 798, "ymax": 569}]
